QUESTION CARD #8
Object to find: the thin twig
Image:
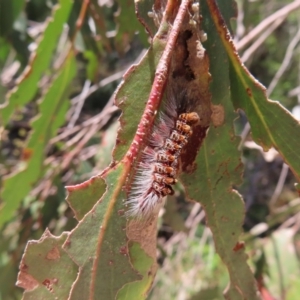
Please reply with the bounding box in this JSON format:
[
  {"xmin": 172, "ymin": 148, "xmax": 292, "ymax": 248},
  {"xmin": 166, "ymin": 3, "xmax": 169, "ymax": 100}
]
[
  {"xmin": 79, "ymin": 145, "xmax": 99, "ymax": 162},
  {"xmin": 241, "ymin": 17, "xmax": 285, "ymax": 63},
  {"xmin": 70, "ymin": 69, "xmax": 126, "ymax": 105},
  {"xmin": 50, "ymin": 95, "xmax": 119, "ymax": 145},
  {"xmin": 270, "ymin": 163, "xmax": 289, "ymax": 208},
  {"xmin": 50, "ymin": 50, "xmax": 146, "ymax": 145},
  {"xmin": 65, "ymin": 126, "xmax": 91, "ymax": 149},
  {"xmin": 188, "ymin": 210, "xmax": 206, "ymax": 239},
  {"xmin": 70, "ymin": 0, "xmax": 90, "ymax": 45},
  {"xmin": 60, "ymin": 93, "xmax": 118, "ymax": 169},
  {"xmin": 54, "ymin": 0, "xmax": 91, "ymax": 70},
  {"xmin": 61, "ymin": 123, "xmax": 100, "ymax": 169},
  {"xmin": 236, "ymin": 0, "xmax": 300, "ymax": 51},
  {"xmin": 70, "ymin": 49, "xmax": 146, "ymax": 106},
  {"xmin": 238, "ymin": 122, "xmax": 251, "ymax": 151},
  {"xmin": 185, "ymin": 203, "xmax": 201, "ymax": 228},
  {"xmin": 68, "ymin": 80, "xmax": 91, "ymax": 128},
  {"xmin": 288, "ymin": 85, "xmax": 300, "ymax": 97},
  {"xmin": 46, "ymin": 95, "xmax": 118, "ymax": 178},
  {"xmin": 279, "ymin": 213, "xmax": 297, "ymax": 229},
  {"xmin": 234, "ymin": 1, "xmax": 245, "ymax": 42},
  {"xmin": 267, "ymin": 26, "xmax": 300, "ymax": 96},
  {"xmin": 292, "ymin": 211, "xmax": 300, "ymax": 232}
]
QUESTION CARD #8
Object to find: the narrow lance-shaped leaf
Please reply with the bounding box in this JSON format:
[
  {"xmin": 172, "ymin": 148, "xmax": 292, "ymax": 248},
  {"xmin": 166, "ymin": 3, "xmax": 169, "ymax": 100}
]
[
  {"xmin": 63, "ymin": 165, "xmax": 142, "ymax": 300},
  {"xmin": 16, "ymin": 230, "xmax": 78, "ymax": 300},
  {"xmin": 0, "ymin": 55, "xmax": 77, "ymax": 228},
  {"xmin": 0, "ymin": 0, "xmax": 24, "ymax": 37},
  {"xmin": 207, "ymin": 0, "xmax": 300, "ymax": 181},
  {"xmin": 177, "ymin": 0, "xmax": 261, "ymax": 299},
  {"xmin": 0, "ymin": 0, "xmax": 73, "ymax": 125}
]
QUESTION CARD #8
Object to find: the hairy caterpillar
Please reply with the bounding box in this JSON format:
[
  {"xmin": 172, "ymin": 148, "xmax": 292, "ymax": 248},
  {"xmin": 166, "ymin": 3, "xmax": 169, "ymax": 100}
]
[
  {"xmin": 126, "ymin": 96, "xmax": 199, "ymax": 219},
  {"xmin": 124, "ymin": 0, "xmax": 207, "ymax": 219}
]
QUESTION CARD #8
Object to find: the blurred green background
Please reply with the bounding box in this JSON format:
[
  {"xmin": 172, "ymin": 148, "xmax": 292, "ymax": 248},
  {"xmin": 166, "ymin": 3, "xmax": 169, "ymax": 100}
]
[{"xmin": 0, "ymin": 0, "xmax": 300, "ymax": 299}]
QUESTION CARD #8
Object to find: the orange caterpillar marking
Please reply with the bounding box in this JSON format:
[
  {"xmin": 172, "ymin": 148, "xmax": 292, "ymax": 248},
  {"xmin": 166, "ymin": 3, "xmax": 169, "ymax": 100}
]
[
  {"xmin": 176, "ymin": 121, "xmax": 192, "ymax": 136},
  {"xmin": 155, "ymin": 150, "xmax": 176, "ymax": 163},
  {"xmin": 153, "ymin": 173, "xmax": 177, "ymax": 185},
  {"xmin": 164, "ymin": 138, "xmax": 182, "ymax": 151},
  {"xmin": 179, "ymin": 112, "xmax": 200, "ymax": 124},
  {"xmin": 170, "ymin": 130, "xmax": 189, "ymax": 145},
  {"xmin": 127, "ymin": 111, "xmax": 200, "ymax": 219},
  {"xmin": 150, "ymin": 111, "xmax": 199, "ymax": 198},
  {"xmin": 154, "ymin": 163, "xmax": 177, "ymax": 177},
  {"xmin": 152, "ymin": 182, "xmax": 174, "ymax": 196}
]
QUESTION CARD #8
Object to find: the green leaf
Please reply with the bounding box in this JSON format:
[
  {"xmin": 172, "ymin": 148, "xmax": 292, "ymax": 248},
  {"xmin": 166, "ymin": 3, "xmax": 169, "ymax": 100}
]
[
  {"xmin": 0, "ymin": 259, "xmax": 23, "ymax": 300},
  {"xmin": 115, "ymin": 0, "xmax": 149, "ymax": 50},
  {"xmin": 260, "ymin": 229, "xmax": 300, "ymax": 299},
  {"xmin": 0, "ymin": 0, "xmax": 25, "ymax": 37},
  {"xmin": 66, "ymin": 176, "xmax": 107, "ymax": 221},
  {"xmin": 189, "ymin": 286, "xmax": 222, "ymax": 300},
  {"xmin": 0, "ymin": 37, "xmax": 10, "ymax": 66},
  {"xmin": 63, "ymin": 165, "xmax": 149, "ymax": 300},
  {"xmin": 17, "ymin": 230, "xmax": 78, "ymax": 299},
  {"xmin": 0, "ymin": 55, "xmax": 76, "ymax": 229},
  {"xmin": 0, "ymin": 0, "xmax": 73, "ymax": 125},
  {"xmin": 96, "ymin": 121, "xmax": 119, "ymax": 171},
  {"xmin": 116, "ymin": 242, "xmax": 154, "ymax": 299},
  {"xmin": 88, "ymin": 0, "xmax": 110, "ymax": 53},
  {"xmin": 208, "ymin": 0, "xmax": 300, "ymax": 181},
  {"xmin": 229, "ymin": 64, "xmax": 300, "ymax": 179},
  {"xmin": 59, "ymin": 8, "xmax": 176, "ymax": 295},
  {"xmin": 84, "ymin": 50, "xmax": 98, "ymax": 81},
  {"xmin": 179, "ymin": 1, "xmax": 260, "ymax": 299}
]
